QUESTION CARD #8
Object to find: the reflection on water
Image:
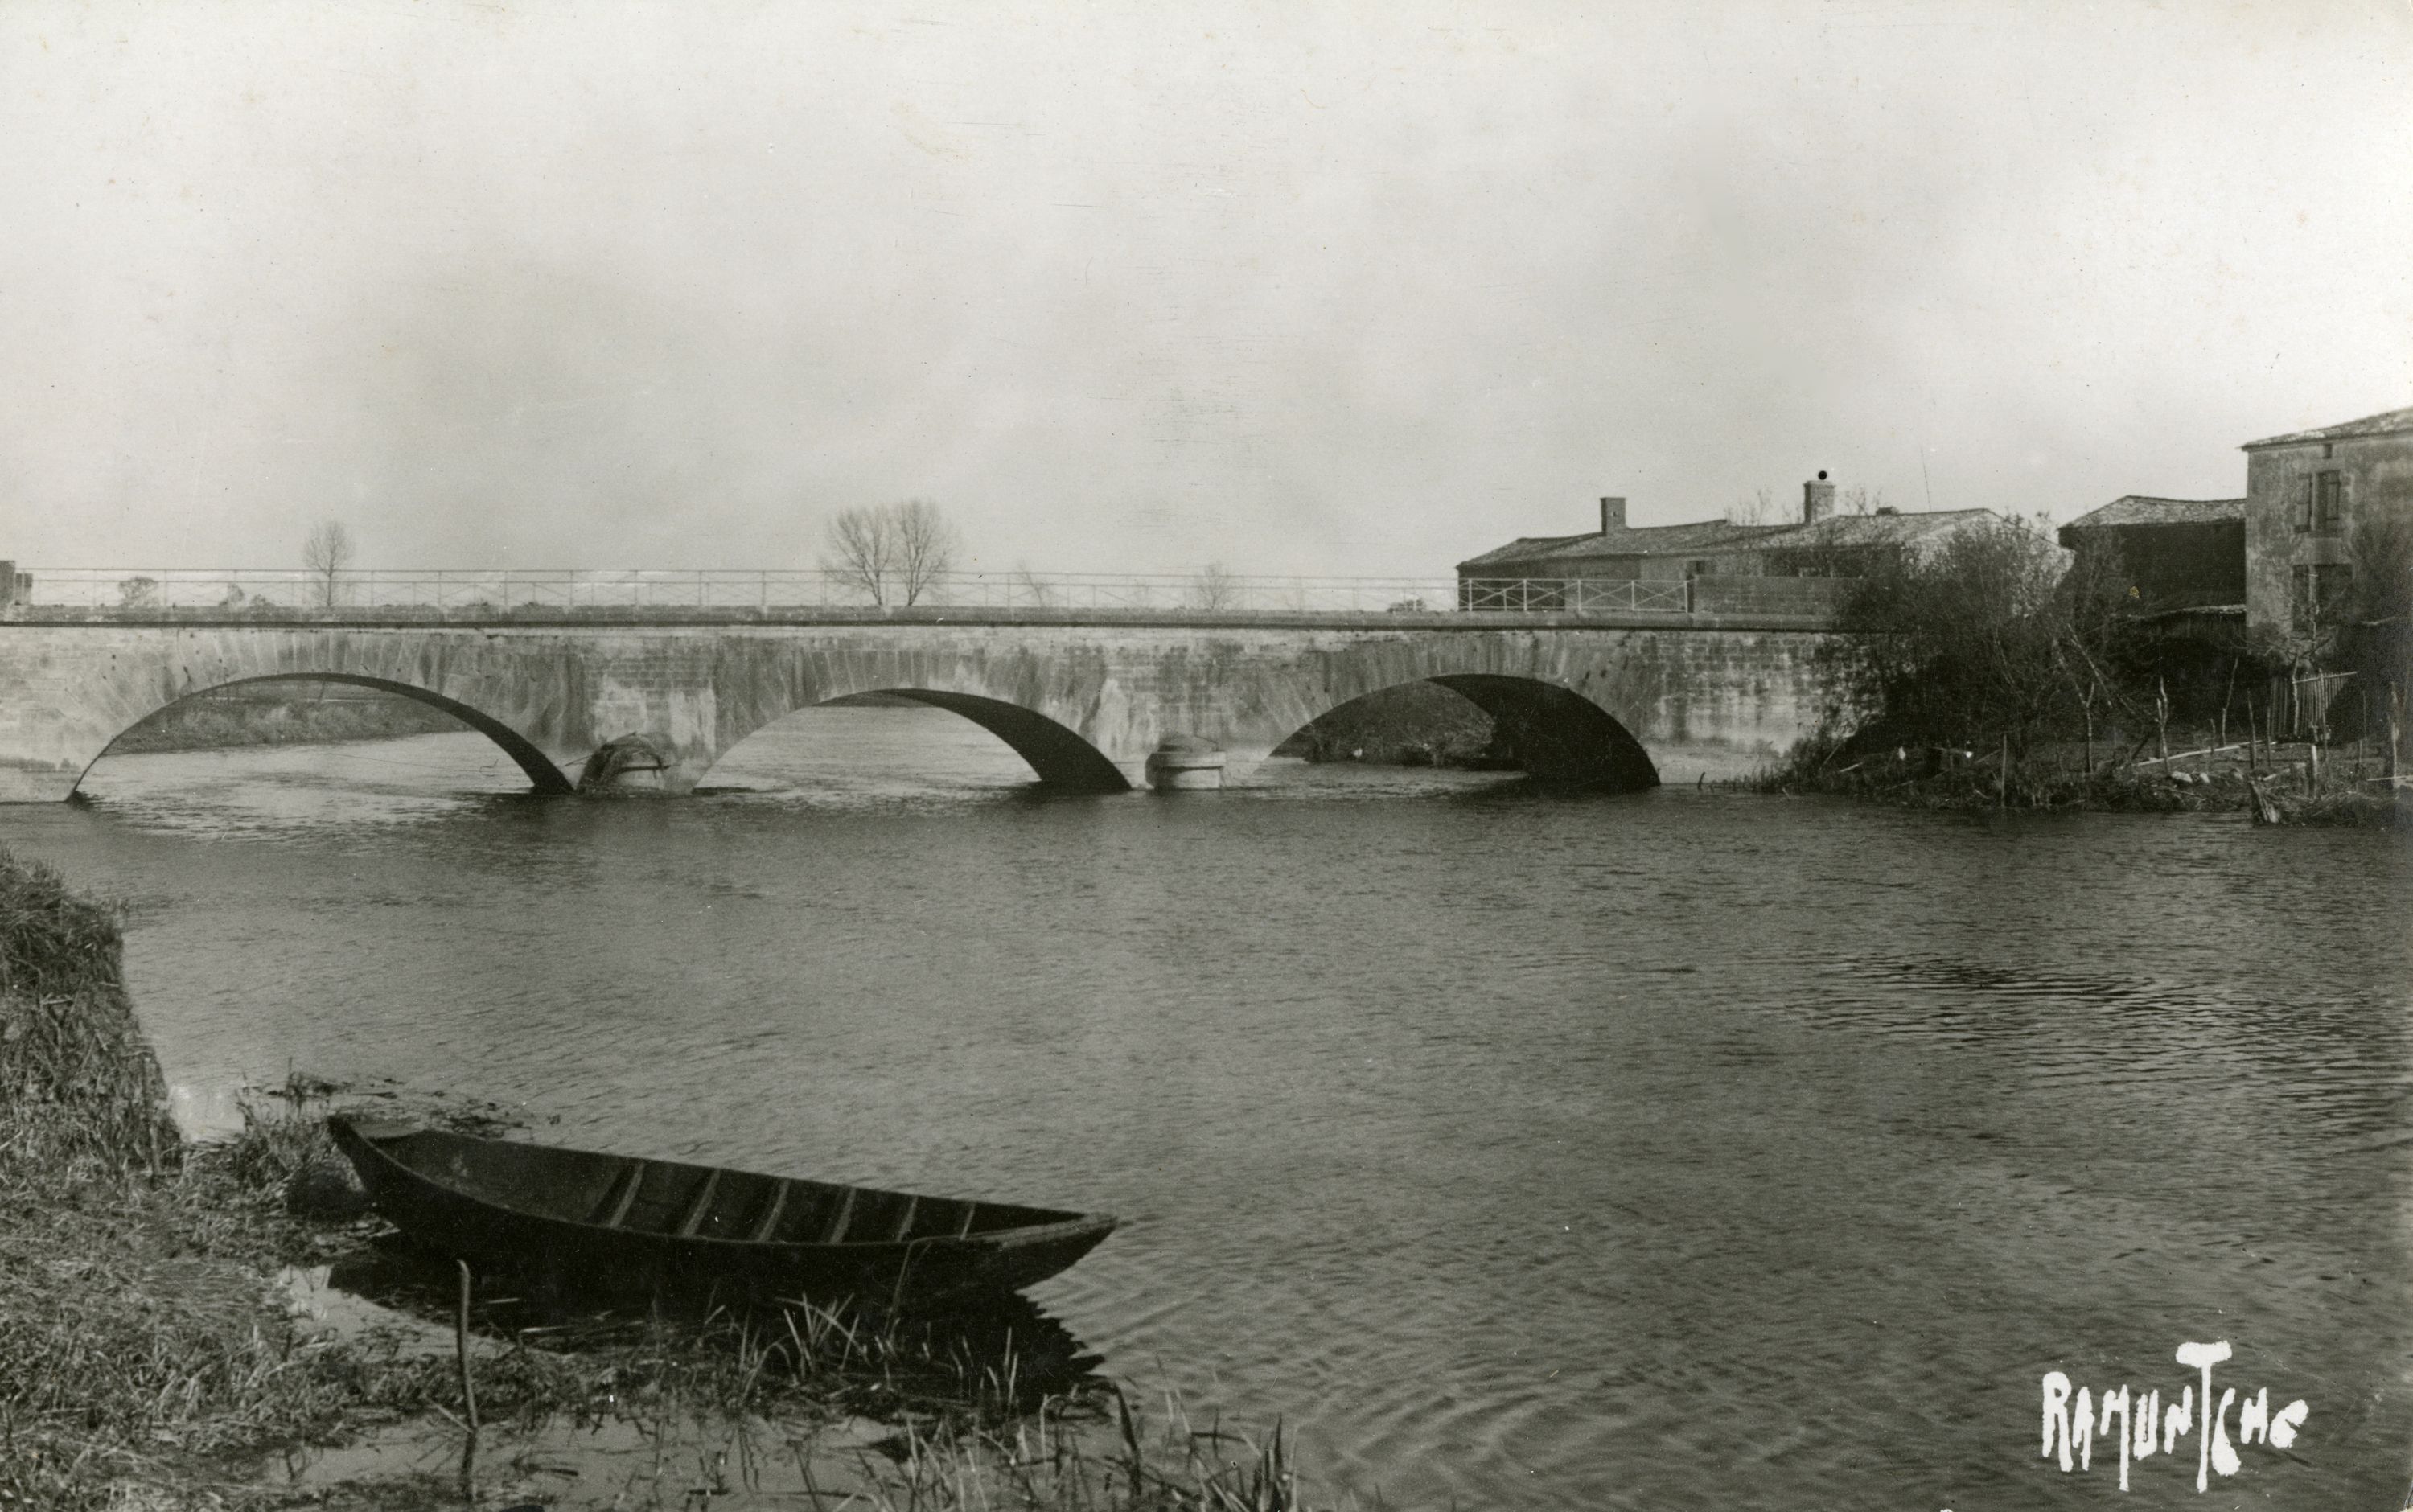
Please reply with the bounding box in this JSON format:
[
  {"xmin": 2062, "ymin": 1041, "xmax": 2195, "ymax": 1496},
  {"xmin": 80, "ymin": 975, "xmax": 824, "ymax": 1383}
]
[
  {"xmin": 315, "ymin": 1231, "xmax": 1103, "ymax": 1399},
  {"xmin": 8, "ymin": 706, "xmax": 2410, "ymax": 1508}
]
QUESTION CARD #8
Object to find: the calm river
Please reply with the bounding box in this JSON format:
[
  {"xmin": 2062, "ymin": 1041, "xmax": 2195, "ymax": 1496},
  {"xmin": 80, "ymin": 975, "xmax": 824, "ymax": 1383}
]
[{"xmin": 3, "ymin": 709, "xmax": 2408, "ymax": 1510}]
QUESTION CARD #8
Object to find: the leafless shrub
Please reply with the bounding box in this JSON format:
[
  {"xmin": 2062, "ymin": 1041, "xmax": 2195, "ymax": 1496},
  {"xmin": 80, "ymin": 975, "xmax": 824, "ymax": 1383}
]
[
  {"xmin": 1188, "ymin": 562, "xmax": 1241, "ymax": 611},
  {"xmin": 1827, "ymin": 513, "xmax": 2134, "ymax": 758},
  {"xmin": 1726, "ymin": 486, "xmax": 1780, "ymax": 525}
]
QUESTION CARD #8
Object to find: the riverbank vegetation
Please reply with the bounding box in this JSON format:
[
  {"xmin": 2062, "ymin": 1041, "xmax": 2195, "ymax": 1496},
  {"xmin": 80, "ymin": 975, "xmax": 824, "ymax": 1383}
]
[
  {"xmin": 1273, "ymin": 681, "xmax": 1502, "ymax": 768},
  {"xmin": 1749, "ymin": 738, "xmax": 2407, "ymax": 826},
  {"xmin": 110, "ymin": 683, "xmax": 462, "ymax": 755},
  {"xmin": 0, "ymin": 847, "xmax": 1327, "ymax": 1509},
  {"xmin": 1755, "ymin": 512, "xmax": 2410, "ymax": 827}
]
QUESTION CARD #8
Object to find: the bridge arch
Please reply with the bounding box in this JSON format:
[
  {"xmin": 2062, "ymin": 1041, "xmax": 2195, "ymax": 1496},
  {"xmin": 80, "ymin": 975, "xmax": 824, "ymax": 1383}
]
[
  {"xmin": 1269, "ymin": 672, "xmax": 1659, "ymax": 790},
  {"xmin": 1426, "ymin": 673, "xmax": 1659, "ymax": 789},
  {"xmin": 692, "ymin": 688, "xmax": 1130, "ymax": 793},
  {"xmin": 878, "ymin": 690, "xmax": 1130, "ymax": 791},
  {"xmin": 80, "ymin": 674, "xmax": 577, "ymax": 796}
]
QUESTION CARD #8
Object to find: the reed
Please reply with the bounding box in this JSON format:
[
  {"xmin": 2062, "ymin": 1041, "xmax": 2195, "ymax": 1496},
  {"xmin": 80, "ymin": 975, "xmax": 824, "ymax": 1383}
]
[
  {"xmin": 0, "ymin": 847, "xmax": 1338, "ymax": 1510},
  {"xmin": 0, "ymin": 846, "xmax": 180, "ymax": 1178},
  {"xmin": 812, "ymin": 1387, "xmax": 1317, "ymax": 1512}
]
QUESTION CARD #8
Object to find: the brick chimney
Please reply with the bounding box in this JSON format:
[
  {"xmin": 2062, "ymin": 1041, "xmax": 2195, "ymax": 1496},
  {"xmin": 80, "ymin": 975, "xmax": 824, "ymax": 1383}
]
[
  {"xmin": 1803, "ymin": 472, "xmax": 1835, "ymax": 524},
  {"xmin": 1599, "ymin": 496, "xmax": 1626, "ymax": 533}
]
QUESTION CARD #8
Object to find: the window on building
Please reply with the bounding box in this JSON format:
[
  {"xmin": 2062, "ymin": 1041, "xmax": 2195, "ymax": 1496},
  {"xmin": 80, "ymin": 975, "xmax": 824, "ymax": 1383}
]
[
  {"xmin": 1687, "ymin": 558, "xmax": 1712, "ymax": 578},
  {"xmin": 2313, "ymin": 470, "xmax": 2345, "ymax": 533},
  {"xmin": 2319, "ymin": 562, "xmax": 2354, "ymax": 616}
]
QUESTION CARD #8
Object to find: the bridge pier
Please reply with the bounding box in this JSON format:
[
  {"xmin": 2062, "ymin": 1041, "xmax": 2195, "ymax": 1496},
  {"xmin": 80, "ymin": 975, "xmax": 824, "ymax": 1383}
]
[{"xmin": 1145, "ymin": 734, "xmax": 1227, "ymax": 791}]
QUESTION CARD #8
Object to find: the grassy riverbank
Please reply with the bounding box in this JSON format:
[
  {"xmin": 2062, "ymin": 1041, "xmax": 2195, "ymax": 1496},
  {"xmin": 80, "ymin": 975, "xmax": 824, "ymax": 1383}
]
[
  {"xmin": 110, "ymin": 684, "xmax": 461, "ymax": 754},
  {"xmin": 0, "ymin": 847, "xmax": 1320, "ymax": 1510}
]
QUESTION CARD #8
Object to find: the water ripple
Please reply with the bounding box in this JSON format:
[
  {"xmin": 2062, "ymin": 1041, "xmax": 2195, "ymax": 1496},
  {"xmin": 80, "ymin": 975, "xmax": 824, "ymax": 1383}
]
[{"xmin": 13, "ymin": 711, "xmax": 2410, "ymax": 1510}]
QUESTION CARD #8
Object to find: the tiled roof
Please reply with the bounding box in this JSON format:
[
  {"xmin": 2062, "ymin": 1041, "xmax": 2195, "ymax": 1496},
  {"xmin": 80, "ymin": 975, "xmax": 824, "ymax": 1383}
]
[
  {"xmin": 1456, "ymin": 508, "xmax": 1995, "ymax": 572},
  {"xmin": 1455, "ymin": 520, "xmax": 1784, "ymax": 571},
  {"xmin": 1742, "ymin": 508, "xmax": 1996, "ymax": 552},
  {"xmin": 2241, "ymin": 405, "xmax": 2413, "ymax": 450},
  {"xmin": 1453, "ymin": 532, "xmax": 1589, "ymax": 571},
  {"xmin": 2062, "ymin": 495, "xmax": 2245, "ymax": 531}
]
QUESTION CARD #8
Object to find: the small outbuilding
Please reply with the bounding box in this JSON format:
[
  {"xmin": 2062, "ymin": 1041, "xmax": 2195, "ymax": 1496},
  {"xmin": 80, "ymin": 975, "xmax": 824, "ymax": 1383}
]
[{"xmin": 2055, "ymin": 495, "xmax": 2247, "ymax": 614}]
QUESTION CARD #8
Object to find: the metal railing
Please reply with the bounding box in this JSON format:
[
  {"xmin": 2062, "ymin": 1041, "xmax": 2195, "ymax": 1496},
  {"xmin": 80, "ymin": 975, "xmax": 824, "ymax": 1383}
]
[
  {"xmin": 1457, "ymin": 577, "xmax": 1692, "ymax": 614},
  {"xmin": 10, "ymin": 569, "xmax": 1704, "ymax": 617}
]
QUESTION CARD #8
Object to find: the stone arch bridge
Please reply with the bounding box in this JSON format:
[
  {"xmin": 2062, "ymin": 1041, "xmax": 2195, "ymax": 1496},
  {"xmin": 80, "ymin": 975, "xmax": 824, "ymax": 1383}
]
[{"xmin": 0, "ymin": 606, "xmax": 1839, "ymax": 801}]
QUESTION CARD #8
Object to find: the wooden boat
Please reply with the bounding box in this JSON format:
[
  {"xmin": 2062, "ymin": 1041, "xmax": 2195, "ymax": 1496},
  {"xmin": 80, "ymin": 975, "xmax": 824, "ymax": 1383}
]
[{"xmin": 327, "ymin": 1116, "xmax": 1118, "ymax": 1303}]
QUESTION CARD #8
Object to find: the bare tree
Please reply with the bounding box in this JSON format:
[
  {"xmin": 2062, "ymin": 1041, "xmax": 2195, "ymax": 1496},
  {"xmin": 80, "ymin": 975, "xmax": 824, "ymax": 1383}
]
[
  {"xmin": 1188, "ymin": 562, "xmax": 1241, "ymax": 610},
  {"xmin": 820, "ymin": 499, "xmax": 960, "ymax": 606},
  {"xmin": 890, "ymin": 499, "xmax": 959, "ymax": 605},
  {"xmin": 1727, "ymin": 486, "xmax": 1780, "ymax": 526},
  {"xmin": 824, "ymin": 507, "xmax": 894, "ymax": 603},
  {"xmin": 1826, "ymin": 512, "xmax": 2137, "ymax": 761},
  {"xmin": 2341, "ymin": 508, "xmax": 2413, "ymax": 704},
  {"xmin": 302, "ymin": 520, "xmax": 356, "ymax": 606},
  {"xmin": 1009, "ymin": 559, "xmax": 1055, "ymax": 608}
]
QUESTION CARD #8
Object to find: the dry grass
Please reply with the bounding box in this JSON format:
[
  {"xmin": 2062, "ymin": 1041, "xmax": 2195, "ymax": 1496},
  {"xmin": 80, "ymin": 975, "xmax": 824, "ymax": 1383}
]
[
  {"xmin": 826, "ymin": 1388, "xmax": 1314, "ymax": 1512},
  {"xmin": 0, "ymin": 845, "xmax": 1342, "ymax": 1510},
  {"xmin": 0, "ymin": 848, "xmax": 179, "ymax": 1178}
]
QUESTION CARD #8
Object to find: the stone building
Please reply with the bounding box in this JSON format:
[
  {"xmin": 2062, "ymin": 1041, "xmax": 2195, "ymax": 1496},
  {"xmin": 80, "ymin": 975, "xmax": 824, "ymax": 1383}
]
[
  {"xmin": 2238, "ymin": 405, "xmax": 2413, "ymax": 637},
  {"xmin": 1453, "ymin": 496, "xmax": 1781, "ymax": 586},
  {"xmin": 1455, "ymin": 479, "xmax": 1996, "ymax": 613}
]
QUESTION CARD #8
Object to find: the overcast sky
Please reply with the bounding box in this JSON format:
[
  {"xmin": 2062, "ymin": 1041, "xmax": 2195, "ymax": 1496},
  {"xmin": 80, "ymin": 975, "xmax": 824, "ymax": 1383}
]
[{"xmin": 3, "ymin": 1, "xmax": 2407, "ymax": 580}]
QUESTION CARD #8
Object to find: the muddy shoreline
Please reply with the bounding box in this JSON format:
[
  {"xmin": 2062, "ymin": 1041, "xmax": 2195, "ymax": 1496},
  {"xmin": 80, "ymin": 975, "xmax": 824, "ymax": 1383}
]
[{"xmin": 1737, "ymin": 736, "xmax": 2409, "ymax": 826}]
